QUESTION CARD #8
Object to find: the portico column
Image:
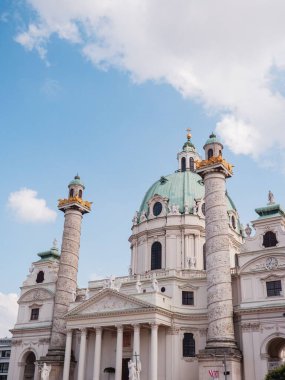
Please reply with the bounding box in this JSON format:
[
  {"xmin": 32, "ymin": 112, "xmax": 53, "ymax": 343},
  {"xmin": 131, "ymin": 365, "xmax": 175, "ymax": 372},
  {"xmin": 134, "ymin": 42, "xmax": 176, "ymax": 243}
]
[
  {"xmin": 115, "ymin": 325, "xmax": 123, "ymax": 380},
  {"xmin": 150, "ymin": 323, "xmax": 158, "ymax": 380},
  {"xmin": 78, "ymin": 328, "xmax": 87, "ymax": 380},
  {"xmin": 93, "ymin": 327, "xmax": 102, "ymax": 380},
  {"xmin": 133, "ymin": 324, "xmax": 140, "ymax": 359},
  {"xmin": 63, "ymin": 329, "xmax": 73, "ymax": 380}
]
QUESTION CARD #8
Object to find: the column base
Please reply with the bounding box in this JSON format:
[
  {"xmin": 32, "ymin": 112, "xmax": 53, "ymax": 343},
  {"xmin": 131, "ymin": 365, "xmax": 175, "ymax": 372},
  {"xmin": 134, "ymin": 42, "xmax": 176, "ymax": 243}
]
[
  {"xmin": 38, "ymin": 348, "xmax": 76, "ymax": 380},
  {"xmin": 197, "ymin": 347, "xmax": 242, "ymax": 380}
]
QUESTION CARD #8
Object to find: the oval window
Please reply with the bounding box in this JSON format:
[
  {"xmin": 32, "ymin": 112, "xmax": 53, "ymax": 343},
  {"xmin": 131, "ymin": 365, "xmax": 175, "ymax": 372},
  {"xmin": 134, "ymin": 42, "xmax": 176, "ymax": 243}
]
[{"xmin": 153, "ymin": 202, "xmax": 162, "ymax": 216}]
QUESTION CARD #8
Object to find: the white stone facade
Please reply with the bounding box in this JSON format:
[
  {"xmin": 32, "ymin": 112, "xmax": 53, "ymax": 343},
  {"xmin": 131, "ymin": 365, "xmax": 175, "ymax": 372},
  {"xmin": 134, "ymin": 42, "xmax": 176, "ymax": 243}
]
[{"xmin": 8, "ymin": 136, "xmax": 285, "ymax": 380}]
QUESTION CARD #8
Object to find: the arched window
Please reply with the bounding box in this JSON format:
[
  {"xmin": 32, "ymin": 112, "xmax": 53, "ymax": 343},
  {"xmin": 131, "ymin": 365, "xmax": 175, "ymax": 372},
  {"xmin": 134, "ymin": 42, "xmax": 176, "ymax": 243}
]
[
  {"xmin": 202, "ymin": 203, "xmax": 206, "ymax": 216},
  {"xmin": 181, "ymin": 157, "xmax": 186, "ymax": 172},
  {"xmin": 69, "ymin": 188, "xmax": 74, "ymax": 197},
  {"xmin": 36, "ymin": 271, "xmax": 44, "ymax": 283},
  {"xmin": 208, "ymin": 149, "xmax": 213, "ymax": 159},
  {"xmin": 24, "ymin": 352, "xmax": 36, "ymax": 379},
  {"xmin": 183, "ymin": 333, "xmax": 195, "ymax": 357},
  {"xmin": 189, "ymin": 157, "xmax": 194, "ymax": 172},
  {"xmin": 78, "ymin": 189, "xmax": 83, "ymax": 198},
  {"xmin": 203, "ymin": 243, "xmax": 206, "ymax": 270},
  {"xmin": 151, "ymin": 242, "xmax": 162, "ymax": 270},
  {"xmin": 263, "ymin": 231, "xmax": 278, "ymax": 248}
]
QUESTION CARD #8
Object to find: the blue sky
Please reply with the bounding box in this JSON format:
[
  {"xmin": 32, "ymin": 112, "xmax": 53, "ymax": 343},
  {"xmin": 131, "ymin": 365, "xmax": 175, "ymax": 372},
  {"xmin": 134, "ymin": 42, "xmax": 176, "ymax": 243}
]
[{"xmin": 1, "ymin": 0, "xmax": 285, "ymax": 336}]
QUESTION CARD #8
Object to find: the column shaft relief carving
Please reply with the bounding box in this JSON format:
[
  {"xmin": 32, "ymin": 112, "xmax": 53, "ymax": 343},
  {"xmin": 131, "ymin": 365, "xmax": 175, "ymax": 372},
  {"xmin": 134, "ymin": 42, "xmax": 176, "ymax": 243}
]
[
  {"xmin": 204, "ymin": 173, "xmax": 235, "ymax": 347},
  {"xmin": 50, "ymin": 209, "xmax": 83, "ymax": 349}
]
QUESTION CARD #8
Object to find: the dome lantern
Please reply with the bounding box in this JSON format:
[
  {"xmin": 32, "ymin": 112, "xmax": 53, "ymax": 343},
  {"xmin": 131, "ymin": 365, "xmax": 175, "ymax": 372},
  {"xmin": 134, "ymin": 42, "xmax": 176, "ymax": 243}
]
[
  {"xmin": 203, "ymin": 132, "xmax": 223, "ymax": 160},
  {"xmin": 177, "ymin": 129, "xmax": 201, "ymax": 172},
  {"xmin": 68, "ymin": 174, "xmax": 85, "ymax": 199}
]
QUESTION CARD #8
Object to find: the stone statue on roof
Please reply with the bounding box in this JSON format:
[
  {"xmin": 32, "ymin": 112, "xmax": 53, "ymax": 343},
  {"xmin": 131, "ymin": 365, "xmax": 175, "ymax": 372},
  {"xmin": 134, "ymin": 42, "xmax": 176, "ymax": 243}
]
[{"xmin": 268, "ymin": 190, "xmax": 275, "ymax": 205}]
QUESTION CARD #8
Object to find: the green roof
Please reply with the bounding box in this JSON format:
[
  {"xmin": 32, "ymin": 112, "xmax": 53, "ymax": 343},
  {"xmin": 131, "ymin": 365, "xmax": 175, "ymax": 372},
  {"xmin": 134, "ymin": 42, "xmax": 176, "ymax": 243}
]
[
  {"xmin": 37, "ymin": 246, "xmax": 60, "ymax": 262},
  {"xmin": 68, "ymin": 174, "xmax": 85, "ymax": 189},
  {"xmin": 255, "ymin": 203, "xmax": 285, "ymax": 219},
  {"xmin": 204, "ymin": 132, "xmax": 222, "ymax": 147},
  {"xmin": 139, "ymin": 171, "xmax": 237, "ymax": 215},
  {"xmin": 182, "ymin": 140, "xmax": 195, "ymax": 151}
]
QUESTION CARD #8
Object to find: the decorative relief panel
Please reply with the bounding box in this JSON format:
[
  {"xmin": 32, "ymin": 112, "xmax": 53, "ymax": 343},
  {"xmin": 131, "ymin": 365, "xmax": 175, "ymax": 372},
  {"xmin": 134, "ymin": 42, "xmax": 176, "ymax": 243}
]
[
  {"xmin": 244, "ymin": 256, "xmax": 285, "ymax": 273},
  {"xmin": 80, "ymin": 295, "xmax": 147, "ymax": 315},
  {"xmin": 241, "ymin": 322, "xmax": 261, "ymax": 332},
  {"xmin": 19, "ymin": 289, "xmax": 54, "ymax": 303}
]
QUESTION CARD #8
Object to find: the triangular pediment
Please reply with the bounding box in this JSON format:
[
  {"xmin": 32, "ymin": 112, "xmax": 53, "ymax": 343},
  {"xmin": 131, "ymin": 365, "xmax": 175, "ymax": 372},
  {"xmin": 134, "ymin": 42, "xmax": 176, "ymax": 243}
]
[
  {"xmin": 178, "ymin": 282, "xmax": 199, "ymax": 291},
  {"xmin": 66, "ymin": 289, "xmax": 155, "ymax": 317}
]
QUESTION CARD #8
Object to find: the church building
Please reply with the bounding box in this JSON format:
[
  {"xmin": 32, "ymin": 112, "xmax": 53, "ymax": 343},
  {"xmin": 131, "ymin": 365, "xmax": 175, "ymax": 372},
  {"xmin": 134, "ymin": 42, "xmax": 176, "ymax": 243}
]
[{"xmin": 7, "ymin": 132, "xmax": 285, "ymax": 380}]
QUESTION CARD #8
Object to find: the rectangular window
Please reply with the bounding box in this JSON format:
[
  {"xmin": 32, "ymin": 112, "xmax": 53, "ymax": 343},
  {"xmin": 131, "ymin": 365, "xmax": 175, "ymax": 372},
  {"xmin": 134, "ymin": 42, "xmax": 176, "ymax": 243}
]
[
  {"xmin": 266, "ymin": 280, "xmax": 282, "ymax": 297},
  {"xmin": 183, "ymin": 333, "xmax": 195, "ymax": 357},
  {"xmin": 182, "ymin": 291, "xmax": 194, "ymax": 305},
  {"xmin": 0, "ymin": 363, "xmax": 9, "ymax": 373},
  {"xmin": 30, "ymin": 308, "xmax": 39, "ymax": 320},
  {"xmin": 0, "ymin": 351, "xmax": 10, "ymax": 358}
]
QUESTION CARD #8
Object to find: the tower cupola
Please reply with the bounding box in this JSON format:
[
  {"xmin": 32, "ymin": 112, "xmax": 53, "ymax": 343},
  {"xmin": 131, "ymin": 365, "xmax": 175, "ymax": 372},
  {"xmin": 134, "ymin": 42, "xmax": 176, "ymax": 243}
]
[
  {"xmin": 177, "ymin": 129, "xmax": 201, "ymax": 172},
  {"xmin": 203, "ymin": 132, "xmax": 223, "ymax": 160},
  {"xmin": 68, "ymin": 174, "xmax": 85, "ymax": 199}
]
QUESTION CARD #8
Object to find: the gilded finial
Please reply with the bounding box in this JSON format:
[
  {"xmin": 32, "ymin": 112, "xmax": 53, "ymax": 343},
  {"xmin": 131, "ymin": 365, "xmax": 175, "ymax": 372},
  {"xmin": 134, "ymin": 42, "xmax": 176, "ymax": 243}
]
[{"xmin": 186, "ymin": 128, "xmax": 192, "ymax": 140}]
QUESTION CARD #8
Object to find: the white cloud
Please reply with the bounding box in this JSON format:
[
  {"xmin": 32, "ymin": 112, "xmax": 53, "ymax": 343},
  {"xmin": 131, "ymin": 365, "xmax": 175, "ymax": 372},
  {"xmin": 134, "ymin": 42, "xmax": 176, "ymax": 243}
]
[
  {"xmin": 8, "ymin": 188, "xmax": 57, "ymax": 223},
  {"xmin": 15, "ymin": 0, "xmax": 285, "ymax": 159},
  {"xmin": 0, "ymin": 293, "xmax": 18, "ymax": 337}
]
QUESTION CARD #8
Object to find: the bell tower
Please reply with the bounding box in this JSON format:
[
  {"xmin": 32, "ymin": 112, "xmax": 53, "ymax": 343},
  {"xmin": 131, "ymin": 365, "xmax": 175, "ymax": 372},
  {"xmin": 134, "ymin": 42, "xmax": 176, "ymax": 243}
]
[
  {"xmin": 196, "ymin": 133, "xmax": 242, "ymax": 379},
  {"xmin": 40, "ymin": 175, "xmax": 92, "ymax": 379}
]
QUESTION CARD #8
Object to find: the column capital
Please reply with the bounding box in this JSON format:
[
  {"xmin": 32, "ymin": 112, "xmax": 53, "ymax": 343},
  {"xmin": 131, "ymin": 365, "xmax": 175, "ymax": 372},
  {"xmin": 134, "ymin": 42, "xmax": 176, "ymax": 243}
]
[
  {"xmin": 132, "ymin": 323, "xmax": 140, "ymax": 329},
  {"xmin": 95, "ymin": 327, "xmax": 102, "ymax": 334},
  {"xmin": 116, "ymin": 325, "xmax": 124, "ymax": 332},
  {"xmin": 150, "ymin": 323, "xmax": 159, "ymax": 330},
  {"xmin": 80, "ymin": 327, "xmax": 88, "ymax": 335}
]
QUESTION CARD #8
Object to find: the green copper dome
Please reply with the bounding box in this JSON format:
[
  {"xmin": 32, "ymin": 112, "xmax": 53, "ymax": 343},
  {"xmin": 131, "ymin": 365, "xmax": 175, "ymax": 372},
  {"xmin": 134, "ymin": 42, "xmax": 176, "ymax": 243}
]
[
  {"xmin": 139, "ymin": 171, "xmax": 237, "ymax": 215},
  {"xmin": 204, "ymin": 132, "xmax": 222, "ymax": 147},
  {"xmin": 68, "ymin": 174, "xmax": 85, "ymax": 189},
  {"xmin": 183, "ymin": 139, "xmax": 195, "ymax": 150}
]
